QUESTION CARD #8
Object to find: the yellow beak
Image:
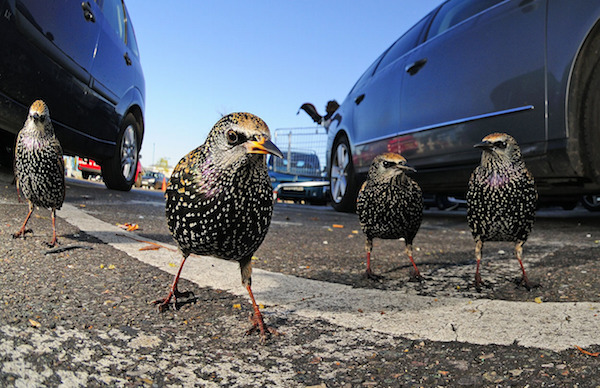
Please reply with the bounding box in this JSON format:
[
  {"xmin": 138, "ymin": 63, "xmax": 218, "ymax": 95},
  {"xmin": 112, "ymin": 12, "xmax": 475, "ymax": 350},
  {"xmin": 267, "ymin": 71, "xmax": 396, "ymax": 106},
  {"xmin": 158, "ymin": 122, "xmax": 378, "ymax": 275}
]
[{"xmin": 246, "ymin": 137, "xmax": 283, "ymax": 158}]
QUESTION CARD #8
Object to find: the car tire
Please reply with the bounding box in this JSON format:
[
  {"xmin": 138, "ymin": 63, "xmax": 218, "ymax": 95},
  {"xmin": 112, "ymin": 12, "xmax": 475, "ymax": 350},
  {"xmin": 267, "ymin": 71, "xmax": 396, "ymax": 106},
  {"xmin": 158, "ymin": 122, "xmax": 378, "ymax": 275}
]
[
  {"xmin": 570, "ymin": 31, "xmax": 600, "ymax": 184},
  {"xmin": 81, "ymin": 171, "xmax": 90, "ymax": 180},
  {"xmin": 581, "ymin": 194, "xmax": 600, "ymax": 212},
  {"xmin": 329, "ymin": 134, "xmax": 358, "ymax": 212},
  {"xmin": 581, "ymin": 58, "xmax": 600, "ymax": 183},
  {"xmin": 102, "ymin": 114, "xmax": 140, "ymax": 191}
]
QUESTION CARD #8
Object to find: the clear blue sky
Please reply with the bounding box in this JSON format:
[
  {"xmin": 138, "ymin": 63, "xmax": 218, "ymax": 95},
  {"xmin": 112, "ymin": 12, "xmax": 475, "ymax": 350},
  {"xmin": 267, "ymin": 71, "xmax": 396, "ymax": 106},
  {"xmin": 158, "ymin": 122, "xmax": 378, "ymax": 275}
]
[{"xmin": 125, "ymin": 1, "xmax": 442, "ymax": 167}]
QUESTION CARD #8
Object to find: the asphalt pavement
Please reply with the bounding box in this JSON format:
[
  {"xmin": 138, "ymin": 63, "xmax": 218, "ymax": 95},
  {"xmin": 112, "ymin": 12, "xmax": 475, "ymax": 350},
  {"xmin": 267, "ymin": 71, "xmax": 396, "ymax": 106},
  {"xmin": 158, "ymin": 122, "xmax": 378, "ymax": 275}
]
[{"xmin": 1, "ymin": 168, "xmax": 599, "ymax": 387}]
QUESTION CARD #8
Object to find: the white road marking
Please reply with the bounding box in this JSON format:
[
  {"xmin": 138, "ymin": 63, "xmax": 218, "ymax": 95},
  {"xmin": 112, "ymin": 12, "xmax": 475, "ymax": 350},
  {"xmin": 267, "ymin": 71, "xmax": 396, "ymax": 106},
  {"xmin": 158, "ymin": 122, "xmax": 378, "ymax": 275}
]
[{"xmin": 58, "ymin": 203, "xmax": 600, "ymax": 352}]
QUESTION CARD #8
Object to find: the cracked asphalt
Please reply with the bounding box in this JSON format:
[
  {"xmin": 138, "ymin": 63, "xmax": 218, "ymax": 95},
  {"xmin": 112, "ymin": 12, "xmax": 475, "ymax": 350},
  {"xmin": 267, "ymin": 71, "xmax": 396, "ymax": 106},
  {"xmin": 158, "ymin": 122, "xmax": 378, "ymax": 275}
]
[{"xmin": 1, "ymin": 167, "xmax": 599, "ymax": 387}]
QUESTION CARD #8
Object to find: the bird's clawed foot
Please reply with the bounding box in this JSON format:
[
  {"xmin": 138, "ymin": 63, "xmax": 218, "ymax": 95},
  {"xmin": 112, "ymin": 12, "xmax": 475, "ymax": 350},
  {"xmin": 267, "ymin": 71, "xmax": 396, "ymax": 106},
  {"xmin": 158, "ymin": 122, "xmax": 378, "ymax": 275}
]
[
  {"xmin": 153, "ymin": 288, "xmax": 195, "ymax": 312},
  {"xmin": 246, "ymin": 312, "xmax": 281, "ymax": 344},
  {"xmin": 408, "ymin": 269, "xmax": 425, "ymax": 283},
  {"xmin": 365, "ymin": 268, "xmax": 384, "ymax": 281},
  {"xmin": 44, "ymin": 238, "xmax": 59, "ymax": 248},
  {"xmin": 474, "ymin": 273, "xmax": 492, "ymax": 292},
  {"xmin": 516, "ymin": 276, "xmax": 540, "ymax": 291},
  {"xmin": 12, "ymin": 228, "xmax": 33, "ymax": 239}
]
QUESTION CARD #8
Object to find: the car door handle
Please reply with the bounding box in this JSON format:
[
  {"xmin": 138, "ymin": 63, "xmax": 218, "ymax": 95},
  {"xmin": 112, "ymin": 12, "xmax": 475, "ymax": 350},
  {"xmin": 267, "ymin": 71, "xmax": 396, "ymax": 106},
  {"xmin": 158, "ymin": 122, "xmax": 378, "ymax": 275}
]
[
  {"xmin": 81, "ymin": 1, "xmax": 95, "ymax": 23},
  {"xmin": 124, "ymin": 52, "xmax": 132, "ymax": 66},
  {"xmin": 354, "ymin": 94, "xmax": 365, "ymax": 105},
  {"xmin": 405, "ymin": 58, "xmax": 427, "ymax": 75}
]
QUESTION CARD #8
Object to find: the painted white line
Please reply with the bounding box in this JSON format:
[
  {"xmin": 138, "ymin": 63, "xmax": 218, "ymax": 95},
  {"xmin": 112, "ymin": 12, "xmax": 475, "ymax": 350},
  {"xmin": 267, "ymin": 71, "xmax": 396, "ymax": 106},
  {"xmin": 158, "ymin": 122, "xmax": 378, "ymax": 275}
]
[{"xmin": 58, "ymin": 203, "xmax": 600, "ymax": 351}]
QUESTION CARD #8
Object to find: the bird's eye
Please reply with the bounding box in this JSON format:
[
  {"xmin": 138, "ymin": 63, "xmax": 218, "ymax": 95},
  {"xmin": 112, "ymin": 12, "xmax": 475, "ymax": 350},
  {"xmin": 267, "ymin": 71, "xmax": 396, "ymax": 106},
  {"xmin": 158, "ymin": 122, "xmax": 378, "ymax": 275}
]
[
  {"xmin": 494, "ymin": 141, "xmax": 507, "ymax": 149},
  {"xmin": 382, "ymin": 161, "xmax": 394, "ymax": 168},
  {"xmin": 226, "ymin": 130, "xmax": 238, "ymax": 144}
]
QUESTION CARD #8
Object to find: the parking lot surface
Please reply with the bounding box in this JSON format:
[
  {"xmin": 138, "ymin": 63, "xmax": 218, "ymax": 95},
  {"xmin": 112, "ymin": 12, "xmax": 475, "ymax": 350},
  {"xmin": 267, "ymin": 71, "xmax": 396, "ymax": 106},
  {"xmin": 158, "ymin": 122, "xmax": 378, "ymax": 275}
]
[{"xmin": 1, "ymin": 169, "xmax": 599, "ymax": 387}]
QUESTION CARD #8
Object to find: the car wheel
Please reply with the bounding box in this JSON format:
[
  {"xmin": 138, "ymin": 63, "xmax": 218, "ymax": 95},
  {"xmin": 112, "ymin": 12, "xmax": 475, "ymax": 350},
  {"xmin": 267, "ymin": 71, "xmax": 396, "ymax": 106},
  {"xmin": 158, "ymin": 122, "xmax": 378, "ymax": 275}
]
[
  {"xmin": 575, "ymin": 35, "xmax": 600, "ymax": 184},
  {"xmin": 329, "ymin": 134, "xmax": 358, "ymax": 212},
  {"xmin": 560, "ymin": 201, "xmax": 578, "ymax": 211},
  {"xmin": 581, "ymin": 194, "xmax": 600, "ymax": 212},
  {"xmin": 102, "ymin": 114, "xmax": 140, "ymax": 191},
  {"xmin": 81, "ymin": 171, "xmax": 90, "ymax": 180},
  {"xmin": 435, "ymin": 195, "xmax": 454, "ymax": 210}
]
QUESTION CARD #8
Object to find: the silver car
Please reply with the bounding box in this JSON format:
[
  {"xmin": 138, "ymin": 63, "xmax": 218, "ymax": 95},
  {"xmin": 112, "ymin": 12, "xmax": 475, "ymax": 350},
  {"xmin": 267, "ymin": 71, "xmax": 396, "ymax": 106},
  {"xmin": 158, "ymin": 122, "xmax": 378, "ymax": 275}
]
[{"xmin": 327, "ymin": 0, "xmax": 600, "ymax": 211}]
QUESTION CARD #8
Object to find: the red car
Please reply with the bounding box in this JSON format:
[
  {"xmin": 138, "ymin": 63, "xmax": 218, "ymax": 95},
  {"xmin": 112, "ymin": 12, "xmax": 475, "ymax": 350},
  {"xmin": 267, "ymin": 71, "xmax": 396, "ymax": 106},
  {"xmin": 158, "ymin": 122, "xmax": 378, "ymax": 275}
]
[
  {"xmin": 78, "ymin": 157, "xmax": 143, "ymax": 186},
  {"xmin": 77, "ymin": 157, "xmax": 101, "ymax": 180}
]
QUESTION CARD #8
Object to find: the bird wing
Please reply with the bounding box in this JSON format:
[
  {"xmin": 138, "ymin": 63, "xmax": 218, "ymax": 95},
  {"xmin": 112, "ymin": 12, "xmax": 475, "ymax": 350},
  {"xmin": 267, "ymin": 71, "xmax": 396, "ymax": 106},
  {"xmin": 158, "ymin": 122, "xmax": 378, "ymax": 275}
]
[
  {"xmin": 324, "ymin": 100, "xmax": 340, "ymax": 120},
  {"xmin": 297, "ymin": 103, "xmax": 323, "ymax": 124},
  {"xmin": 53, "ymin": 138, "xmax": 66, "ymax": 203}
]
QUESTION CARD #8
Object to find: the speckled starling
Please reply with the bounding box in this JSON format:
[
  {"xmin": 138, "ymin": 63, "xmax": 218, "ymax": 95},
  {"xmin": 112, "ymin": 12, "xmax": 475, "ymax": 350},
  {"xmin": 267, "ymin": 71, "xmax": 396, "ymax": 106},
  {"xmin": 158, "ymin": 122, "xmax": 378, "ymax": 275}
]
[
  {"xmin": 356, "ymin": 153, "xmax": 424, "ymax": 281},
  {"xmin": 13, "ymin": 100, "xmax": 65, "ymax": 247},
  {"xmin": 467, "ymin": 133, "xmax": 537, "ymax": 291},
  {"xmin": 155, "ymin": 112, "xmax": 283, "ymax": 342}
]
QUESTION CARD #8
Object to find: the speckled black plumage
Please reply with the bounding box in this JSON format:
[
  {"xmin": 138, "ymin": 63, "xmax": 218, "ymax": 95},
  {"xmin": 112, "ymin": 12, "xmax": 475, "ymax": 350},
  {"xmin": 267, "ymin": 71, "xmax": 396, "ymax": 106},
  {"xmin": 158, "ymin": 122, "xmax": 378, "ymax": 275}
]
[
  {"xmin": 357, "ymin": 153, "xmax": 424, "ymax": 280},
  {"xmin": 157, "ymin": 112, "xmax": 283, "ymax": 342},
  {"xmin": 467, "ymin": 132, "xmax": 537, "ymax": 290},
  {"xmin": 13, "ymin": 100, "xmax": 65, "ymax": 247}
]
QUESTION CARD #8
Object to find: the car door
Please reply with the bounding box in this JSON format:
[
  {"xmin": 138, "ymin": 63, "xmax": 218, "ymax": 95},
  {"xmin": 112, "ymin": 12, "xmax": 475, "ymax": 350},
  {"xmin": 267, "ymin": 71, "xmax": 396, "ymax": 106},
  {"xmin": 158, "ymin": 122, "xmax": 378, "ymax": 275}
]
[
  {"xmin": 7, "ymin": 0, "xmax": 101, "ymax": 131},
  {"xmin": 350, "ymin": 15, "xmax": 431, "ymax": 172},
  {"xmin": 87, "ymin": 0, "xmax": 143, "ymax": 142},
  {"xmin": 90, "ymin": 0, "xmax": 139, "ymax": 103},
  {"xmin": 399, "ymin": 0, "xmax": 547, "ymax": 170}
]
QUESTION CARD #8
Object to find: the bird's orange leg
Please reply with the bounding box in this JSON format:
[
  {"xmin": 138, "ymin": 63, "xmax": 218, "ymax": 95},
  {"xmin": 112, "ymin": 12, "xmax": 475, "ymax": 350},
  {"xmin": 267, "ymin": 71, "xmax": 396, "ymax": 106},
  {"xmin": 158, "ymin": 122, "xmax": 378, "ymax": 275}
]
[
  {"xmin": 406, "ymin": 243, "xmax": 424, "ymax": 282},
  {"xmin": 515, "ymin": 241, "xmax": 535, "ymax": 290},
  {"xmin": 153, "ymin": 253, "xmax": 193, "ymax": 312},
  {"xmin": 365, "ymin": 238, "xmax": 382, "ymax": 280},
  {"xmin": 13, "ymin": 202, "xmax": 34, "ymax": 239},
  {"xmin": 245, "ymin": 282, "xmax": 280, "ymax": 343},
  {"xmin": 474, "ymin": 239, "xmax": 484, "ymax": 291},
  {"xmin": 47, "ymin": 208, "xmax": 59, "ymax": 247}
]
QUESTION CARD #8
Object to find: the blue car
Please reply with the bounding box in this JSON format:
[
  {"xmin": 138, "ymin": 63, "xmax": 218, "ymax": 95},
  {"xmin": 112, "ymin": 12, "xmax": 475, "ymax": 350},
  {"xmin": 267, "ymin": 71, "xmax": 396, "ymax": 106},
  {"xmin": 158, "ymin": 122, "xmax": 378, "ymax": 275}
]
[
  {"xmin": 268, "ymin": 151, "xmax": 328, "ymax": 205},
  {"xmin": 327, "ymin": 0, "xmax": 600, "ymax": 211}
]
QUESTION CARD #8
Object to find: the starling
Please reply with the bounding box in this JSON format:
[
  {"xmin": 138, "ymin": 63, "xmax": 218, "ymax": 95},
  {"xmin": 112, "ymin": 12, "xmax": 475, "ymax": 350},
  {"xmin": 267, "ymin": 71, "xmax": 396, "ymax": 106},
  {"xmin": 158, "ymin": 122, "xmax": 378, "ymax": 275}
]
[
  {"xmin": 13, "ymin": 100, "xmax": 65, "ymax": 247},
  {"xmin": 156, "ymin": 112, "xmax": 283, "ymax": 342},
  {"xmin": 356, "ymin": 153, "xmax": 424, "ymax": 280},
  {"xmin": 467, "ymin": 133, "xmax": 537, "ymax": 291}
]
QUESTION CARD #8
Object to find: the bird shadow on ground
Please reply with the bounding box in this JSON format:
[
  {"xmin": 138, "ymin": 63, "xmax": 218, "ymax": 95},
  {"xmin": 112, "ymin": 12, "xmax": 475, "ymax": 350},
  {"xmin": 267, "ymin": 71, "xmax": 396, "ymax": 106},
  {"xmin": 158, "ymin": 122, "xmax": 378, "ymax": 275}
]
[{"xmin": 135, "ymin": 232, "xmax": 176, "ymax": 245}]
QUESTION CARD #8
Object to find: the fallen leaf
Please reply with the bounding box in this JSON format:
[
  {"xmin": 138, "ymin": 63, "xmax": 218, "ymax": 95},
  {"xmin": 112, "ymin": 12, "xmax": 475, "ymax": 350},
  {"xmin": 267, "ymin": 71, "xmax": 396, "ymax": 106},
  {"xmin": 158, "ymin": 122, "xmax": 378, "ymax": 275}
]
[
  {"xmin": 117, "ymin": 223, "xmax": 139, "ymax": 231},
  {"xmin": 332, "ymin": 224, "xmax": 344, "ymax": 228},
  {"xmin": 29, "ymin": 319, "xmax": 41, "ymax": 328},
  {"xmin": 168, "ymin": 262, "xmax": 177, "ymax": 267},
  {"xmin": 107, "ymin": 264, "xmax": 116, "ymax": 270},
  {"xmin": 534, "ymin": 297, "xmax": 543, "ymax": 304},
  {"xmin": 575, "ymin": 345, "xmax": 600, "ymax": 357},
  {"xmin": 233, "ymin": 304, "xmax": 241, "ymax": 309},
  {"xmin": 139, "ymin": 244, "xmax": 160, "ymax": 251}
]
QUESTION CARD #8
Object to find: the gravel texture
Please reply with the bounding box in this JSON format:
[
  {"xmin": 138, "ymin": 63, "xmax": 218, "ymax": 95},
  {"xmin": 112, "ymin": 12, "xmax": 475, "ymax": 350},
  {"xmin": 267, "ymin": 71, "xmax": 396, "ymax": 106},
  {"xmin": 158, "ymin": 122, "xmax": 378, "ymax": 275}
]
[{"xmin": 1, "ymin": 174, "xmax": 599, "ymax": 386}]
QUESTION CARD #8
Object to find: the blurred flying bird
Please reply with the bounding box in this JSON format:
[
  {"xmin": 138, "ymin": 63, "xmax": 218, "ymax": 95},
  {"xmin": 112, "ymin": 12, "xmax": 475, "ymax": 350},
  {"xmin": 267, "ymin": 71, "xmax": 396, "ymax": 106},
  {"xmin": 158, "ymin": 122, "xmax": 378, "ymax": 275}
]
[{"xmin": 297, "ymin": 100, "xmax": 339, "ymax": 129}]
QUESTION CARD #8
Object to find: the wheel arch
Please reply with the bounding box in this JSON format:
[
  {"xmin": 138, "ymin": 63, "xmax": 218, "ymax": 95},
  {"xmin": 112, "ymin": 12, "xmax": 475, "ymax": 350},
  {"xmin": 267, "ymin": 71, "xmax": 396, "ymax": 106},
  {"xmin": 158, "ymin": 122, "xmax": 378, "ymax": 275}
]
[{"xmin": 566, "ymin": 16, "xmax": 600, "ymax": 182}]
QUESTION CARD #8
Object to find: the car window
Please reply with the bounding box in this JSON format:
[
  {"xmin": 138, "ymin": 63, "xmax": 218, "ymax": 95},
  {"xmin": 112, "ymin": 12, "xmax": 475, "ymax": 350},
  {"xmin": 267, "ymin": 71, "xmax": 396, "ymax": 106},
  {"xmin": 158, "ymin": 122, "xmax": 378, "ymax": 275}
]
[
  {"xmin": 349, "ymin": 52, "xmax": 385, "ymax": 94},
  {"xmin": 426, "ymin": 0, "xmax": 505, "ymax": 40},
  {"xmin": 102, "ymin": 0, "xmax": 126, "ymax": 43},
  {"xmin": 125, "ymin": 8, "xmax": 140, "ymax": 58},
  {"xmin": 375, "ymin": 16, "xmax": 430, "ymax": 73}
]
